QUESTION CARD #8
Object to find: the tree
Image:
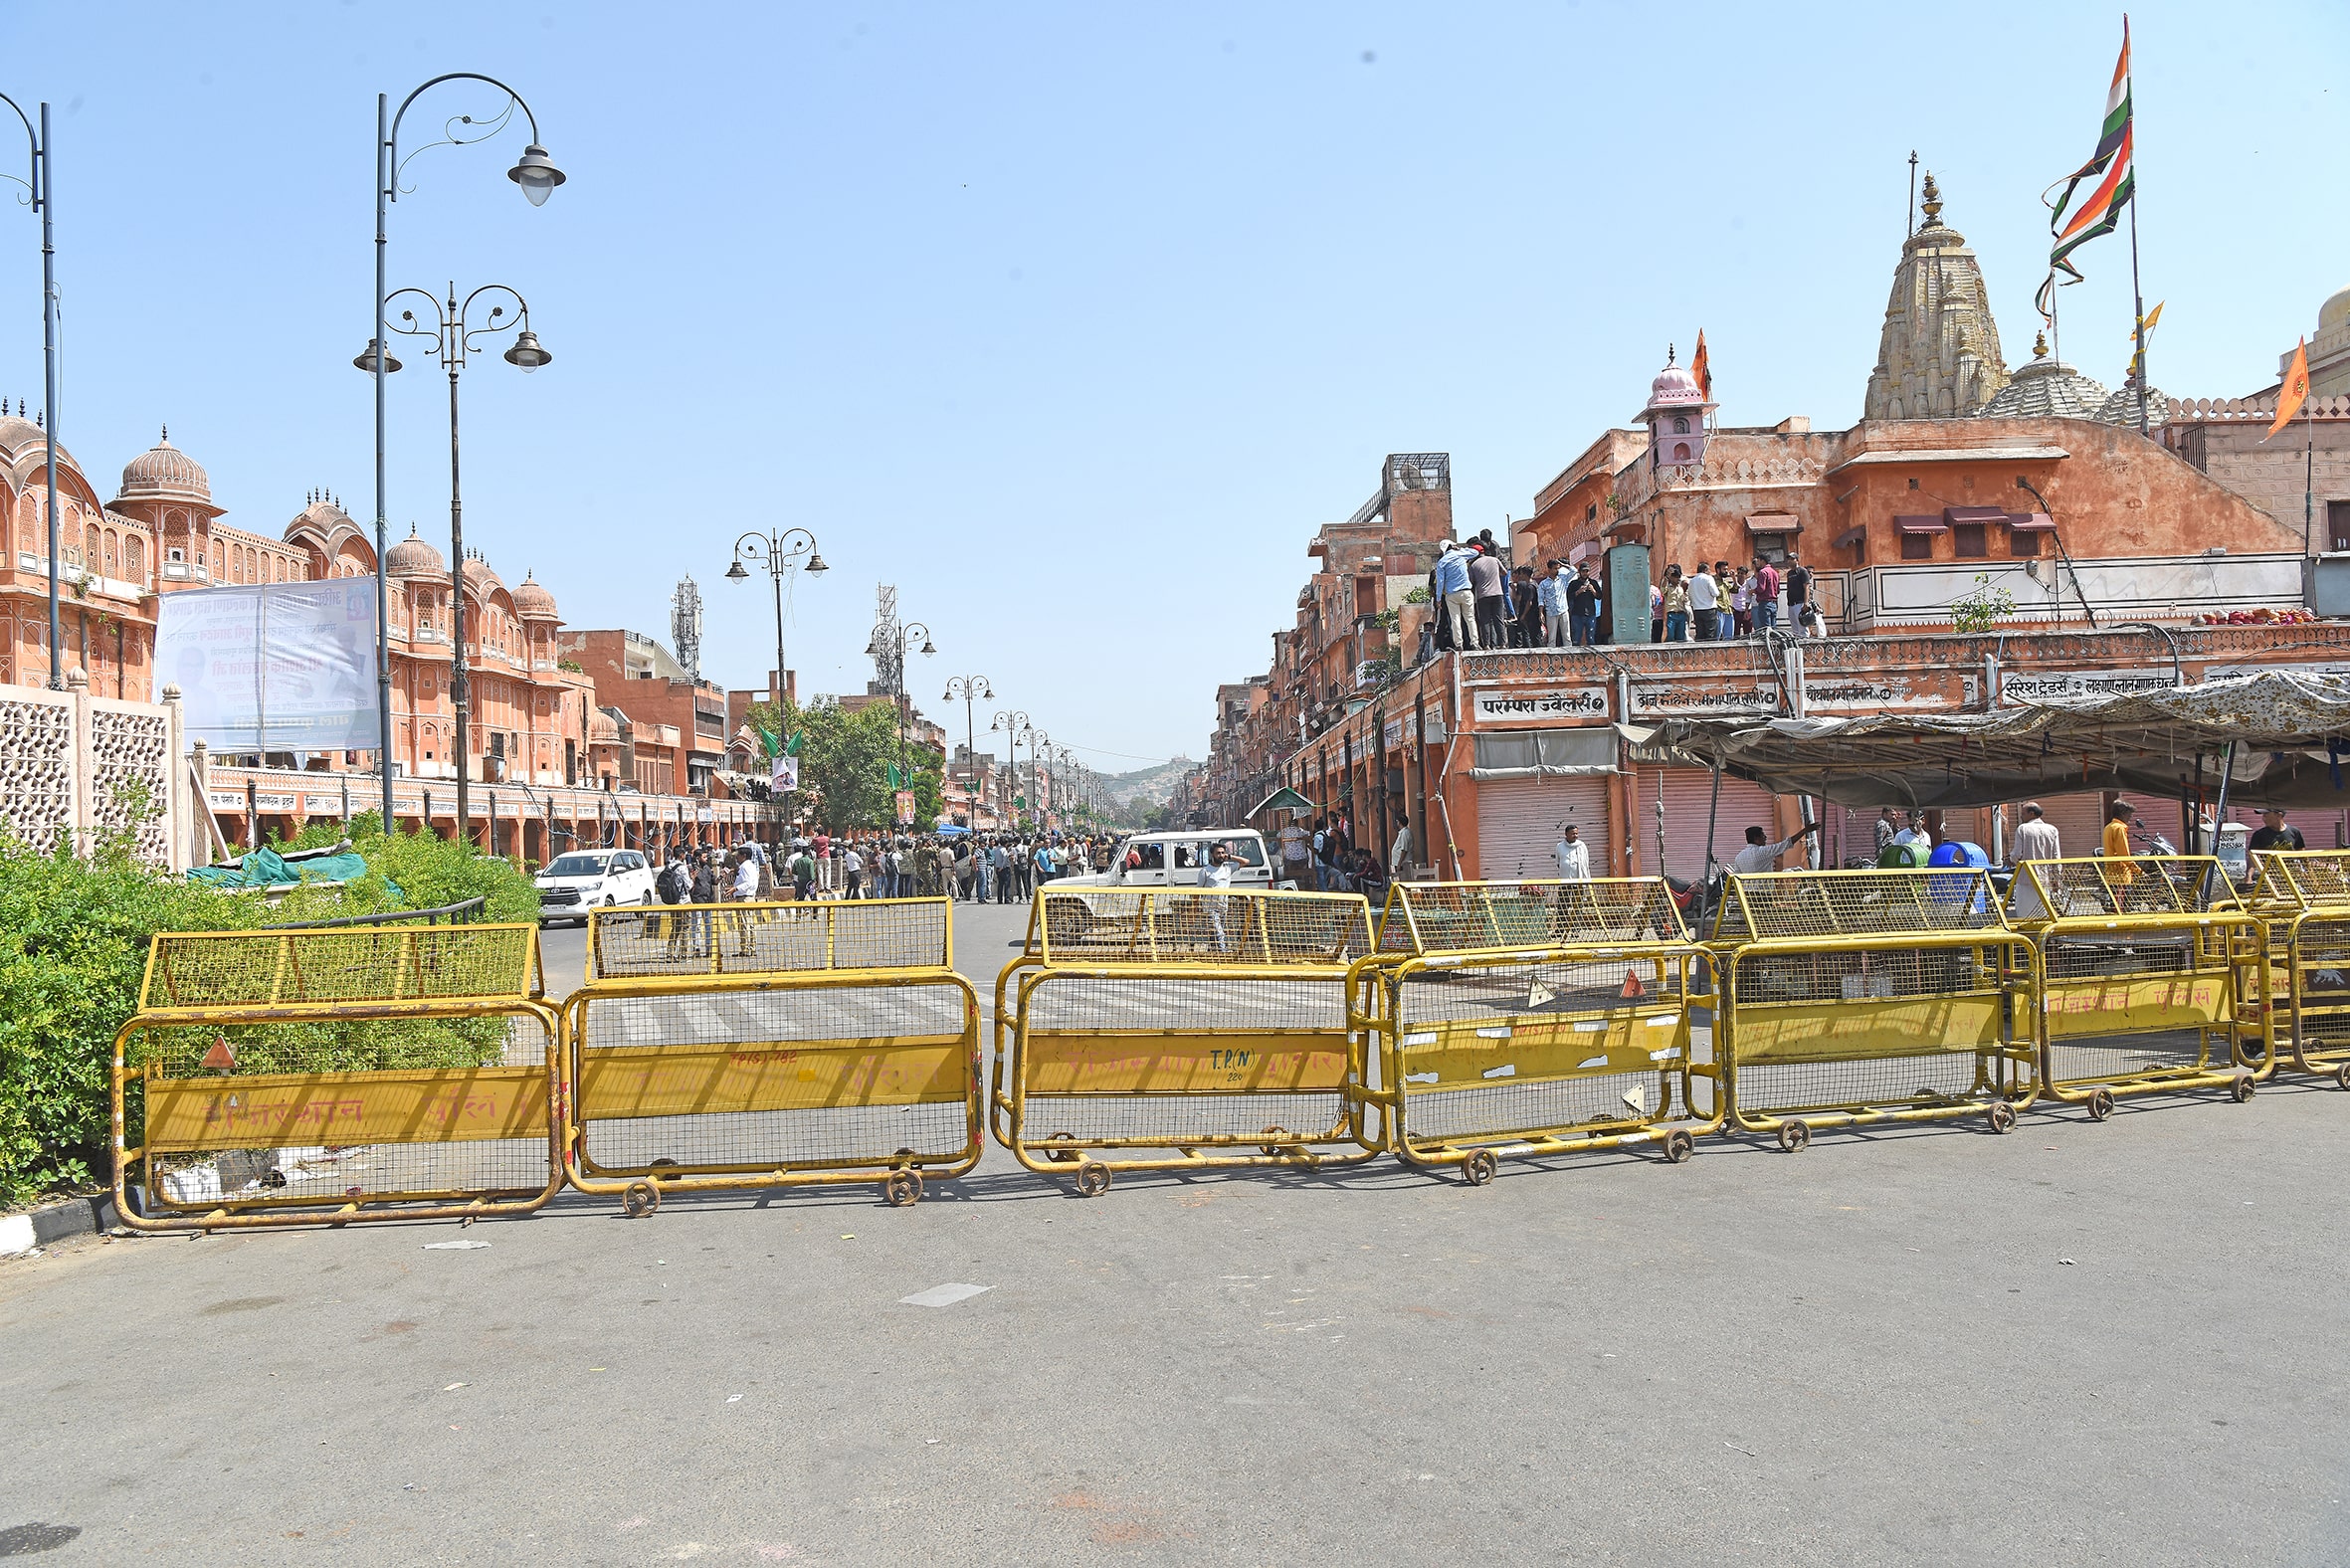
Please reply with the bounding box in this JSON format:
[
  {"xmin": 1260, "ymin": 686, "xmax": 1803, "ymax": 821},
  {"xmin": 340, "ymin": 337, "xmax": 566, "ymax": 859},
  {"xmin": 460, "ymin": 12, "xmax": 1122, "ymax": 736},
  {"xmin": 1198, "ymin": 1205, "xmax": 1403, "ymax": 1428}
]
[{"xmin": 746, "ymin": 698, "xmax": 943, "ymax": 831}]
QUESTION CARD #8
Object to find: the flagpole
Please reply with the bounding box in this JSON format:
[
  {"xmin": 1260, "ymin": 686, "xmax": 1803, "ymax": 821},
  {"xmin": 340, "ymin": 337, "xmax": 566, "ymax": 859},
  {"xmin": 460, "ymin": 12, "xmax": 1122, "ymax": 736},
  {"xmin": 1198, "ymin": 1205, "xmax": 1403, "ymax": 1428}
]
[
  {"xmin": 2125, "ymin": 40, "xmax": 2148, "ymax": 438},
  {"xmin": 2309, "ymin": 391, "xmax": 2318, "ymax": 556}
]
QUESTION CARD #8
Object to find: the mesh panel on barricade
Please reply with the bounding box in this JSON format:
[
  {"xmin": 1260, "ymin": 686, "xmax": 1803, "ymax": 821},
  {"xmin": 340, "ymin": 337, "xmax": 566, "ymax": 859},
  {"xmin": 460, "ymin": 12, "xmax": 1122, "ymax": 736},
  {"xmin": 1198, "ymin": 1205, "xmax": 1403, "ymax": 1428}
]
[
  {"xmin": 2008, "ymin": 857, "xmax": 2239, "ymax": 922},
  {"xmin": 997, "ymin": 962, "xmax": 1374, "ymax": 1188},
  {"xmin": 2011, "ymin": 861, "xmax": 2269, "ymax": 1101},
  {"xmin": 2253, "ymin": 850, "xmax": 2350, "ymax": 910},
  {"xmin": 1707, "ymin": 869, "xmax": 2035, "ymax": 1137},
  {"xmin": 1715, "ymin": 869, "xmax": 2004, "ymax": 943},
  {"xmin": 572, "ymin": 982, "xmax": 976, "ymax": 1176},
  {"xmin": 1376, "ymin": 880, "xmax": 1687, "ymax": 956},
  {"xmin": 2282, "ymin": 911, "xmax": 2350, "ymax": 1071},
  {"xmin": 1386, "ymin": 952, "xmax": 1712, "ymax": 1156},
  {"xmin": 119, "ymin": 1000, "xmax": 559, "ymax": 1228},
  {"xmin": 1034, "ymin": 888, "xmax": 1373, "ymax": 966},
  {"xmin": 1725, "ymin": 937, "xmax": 2036, "ymax": 1129},
  {"xmin": 142, "ymin": 924, "xmax": 540, "ymax": 1010},
  {"xmin": 587, "ymin": 897, "xmax": 950, "ymax": 982}
]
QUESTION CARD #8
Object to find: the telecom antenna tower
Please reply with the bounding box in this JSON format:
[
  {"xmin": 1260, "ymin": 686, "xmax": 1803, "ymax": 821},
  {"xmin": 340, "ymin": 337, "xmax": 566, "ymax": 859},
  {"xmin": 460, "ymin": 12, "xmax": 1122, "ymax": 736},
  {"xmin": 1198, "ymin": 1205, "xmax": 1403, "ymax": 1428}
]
[
  {"xmin": 671, "ymin": 574, "xmax": 703, "ymax": 683},
  {"xmin": 869, "ymin": 582, "xmax": 902, "ymax": 696}
]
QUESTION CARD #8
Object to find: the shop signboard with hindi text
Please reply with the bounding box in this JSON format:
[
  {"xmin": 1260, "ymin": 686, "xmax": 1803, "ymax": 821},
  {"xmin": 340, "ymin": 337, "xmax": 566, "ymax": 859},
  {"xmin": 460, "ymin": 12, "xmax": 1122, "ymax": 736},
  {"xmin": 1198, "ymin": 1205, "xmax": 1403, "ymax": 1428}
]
[
  {"xmin": 1472, "ymin": 687, "xmax": 1612, "ymax": 726},
  {"xmin": 1999, "ymin": 668, "xmax": 2171, "ymax": 705}
]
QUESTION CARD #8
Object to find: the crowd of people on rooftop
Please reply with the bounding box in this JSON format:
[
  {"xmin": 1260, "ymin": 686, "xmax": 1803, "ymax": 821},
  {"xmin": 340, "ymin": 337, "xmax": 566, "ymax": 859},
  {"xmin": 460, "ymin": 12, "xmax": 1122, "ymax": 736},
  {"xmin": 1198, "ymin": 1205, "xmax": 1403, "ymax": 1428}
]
[{"xmin": 1424, "ymin": 531, "xmax": 1826, "ymax": 654}]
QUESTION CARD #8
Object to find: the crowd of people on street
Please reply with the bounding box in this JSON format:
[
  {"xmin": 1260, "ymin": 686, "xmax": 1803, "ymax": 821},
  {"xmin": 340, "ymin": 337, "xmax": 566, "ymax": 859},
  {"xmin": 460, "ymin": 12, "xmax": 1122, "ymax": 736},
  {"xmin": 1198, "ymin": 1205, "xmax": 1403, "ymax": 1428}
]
[
  {"xmin": 1424, "ymin": 532, "xmax": 1825, "ymax": 654},
  {"xmin": 1268, "ymin": 810, "xmax": 1405, "ymax": 904},
  {"xmin": 641, "ymin": 827, "xmax": 1130, "ymax": 912}
]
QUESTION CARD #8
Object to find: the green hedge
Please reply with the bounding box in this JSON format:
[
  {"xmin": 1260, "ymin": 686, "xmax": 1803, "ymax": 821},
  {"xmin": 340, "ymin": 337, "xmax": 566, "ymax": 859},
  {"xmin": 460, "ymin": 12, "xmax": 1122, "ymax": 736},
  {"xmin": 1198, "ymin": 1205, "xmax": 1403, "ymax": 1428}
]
[{"xmin": 0, "ymin": 810, "xmax": 537, "ymax": 1208}]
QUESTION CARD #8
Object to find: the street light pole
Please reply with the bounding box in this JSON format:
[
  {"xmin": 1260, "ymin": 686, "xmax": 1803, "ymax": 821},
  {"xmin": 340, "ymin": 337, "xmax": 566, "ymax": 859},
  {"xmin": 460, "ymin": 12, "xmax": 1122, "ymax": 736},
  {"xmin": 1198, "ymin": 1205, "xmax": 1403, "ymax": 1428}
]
[
  {"xmin": 726, "ymin": 528, "xmax": 825, "ymax": 715},
  {"xmin": 365, "ymin": 283, "xmax": 551, "ymax": 850},
  {"xmin": 1, "ymin": 95, "xmax": 59, "ymax": 688},
  {"xmin": 870, "ymin": 618, "xmax": 933, "ymax": 828},
  {"xmin": 371, "ymin": 75, "xmax": 561, "ymax": 831},
  {"xmin": 942, "ymin": 676, "xmax": 991, "ymax": 829},
  {"xmin": 1027, "ymin": 727, "xmax": 1049, "ymax": 830},
  {"xmin": 991, "ymin": 708, "xmax": 1029, "ymax": 830}
]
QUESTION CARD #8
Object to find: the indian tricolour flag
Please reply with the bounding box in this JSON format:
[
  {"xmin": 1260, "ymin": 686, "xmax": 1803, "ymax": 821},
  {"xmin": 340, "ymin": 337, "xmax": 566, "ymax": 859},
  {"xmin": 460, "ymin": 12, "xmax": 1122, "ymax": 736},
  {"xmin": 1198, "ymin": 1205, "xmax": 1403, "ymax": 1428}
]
[{"xmin": 2037, "ymin": 18, "xmax": 2134, "ymax": 316}]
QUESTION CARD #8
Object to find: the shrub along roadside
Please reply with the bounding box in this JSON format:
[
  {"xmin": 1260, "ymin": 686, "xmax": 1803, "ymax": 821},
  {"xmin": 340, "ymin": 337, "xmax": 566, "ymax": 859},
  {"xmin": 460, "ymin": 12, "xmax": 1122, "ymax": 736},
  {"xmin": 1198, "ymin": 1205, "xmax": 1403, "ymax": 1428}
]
[{"xmin": 0, "ymin": 811, "xmax": 537, "ymax": 1208}]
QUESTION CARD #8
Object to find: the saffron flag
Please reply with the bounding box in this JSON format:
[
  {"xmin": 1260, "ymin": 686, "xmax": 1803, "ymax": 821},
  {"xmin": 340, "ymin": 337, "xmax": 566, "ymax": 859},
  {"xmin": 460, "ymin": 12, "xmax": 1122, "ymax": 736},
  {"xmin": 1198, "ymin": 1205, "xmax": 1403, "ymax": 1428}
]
[
  {"xmin": 2266, "ymin": 338, "xmax": 2310, "ymax": 442},
  {"xmin": 2036, "ymin": 19, "xmax": 2134, "ymax": 319},
  {"xmin": 1689, "ymin": 330, "xmax": 1712, "ymax": 400}
]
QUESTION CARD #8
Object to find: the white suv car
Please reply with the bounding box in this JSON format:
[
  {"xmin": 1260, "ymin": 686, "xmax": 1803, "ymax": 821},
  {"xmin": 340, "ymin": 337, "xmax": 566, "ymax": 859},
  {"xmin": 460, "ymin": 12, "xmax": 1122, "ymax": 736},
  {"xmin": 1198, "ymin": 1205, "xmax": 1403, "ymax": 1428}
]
[
  {"xmin": 1053, "ymin": 830, "xmax": 1276, "ymax": 890},
  {"xmin": 534, "ymin": 849, "xmax": 657, "ymax": 925}
]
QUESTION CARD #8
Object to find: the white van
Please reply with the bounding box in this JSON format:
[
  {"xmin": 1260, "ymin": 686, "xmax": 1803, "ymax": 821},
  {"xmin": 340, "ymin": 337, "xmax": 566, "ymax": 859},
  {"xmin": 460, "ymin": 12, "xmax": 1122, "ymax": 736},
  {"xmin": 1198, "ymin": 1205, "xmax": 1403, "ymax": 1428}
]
[
  {"xmin": 1053, "ymin": 830, "xmax": 1278, "ymax": 890},
  {"xmin": 534, "ymin": 848, "xmax": 657, "ymax": 924}
]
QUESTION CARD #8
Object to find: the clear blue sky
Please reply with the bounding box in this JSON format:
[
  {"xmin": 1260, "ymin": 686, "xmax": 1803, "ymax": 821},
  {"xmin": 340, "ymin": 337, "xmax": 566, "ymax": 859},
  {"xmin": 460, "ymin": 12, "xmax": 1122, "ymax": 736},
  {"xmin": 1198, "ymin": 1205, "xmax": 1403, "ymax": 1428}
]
[{"xmin": 4, "ymin": 2, "xmax": 2344, "ymax": 770}]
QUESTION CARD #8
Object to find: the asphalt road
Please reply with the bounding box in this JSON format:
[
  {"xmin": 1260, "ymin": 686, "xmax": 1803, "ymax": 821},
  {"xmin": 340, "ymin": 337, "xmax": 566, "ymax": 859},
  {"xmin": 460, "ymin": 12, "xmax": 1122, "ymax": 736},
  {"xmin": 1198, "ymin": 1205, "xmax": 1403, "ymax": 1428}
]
[{"xmin": 6, "ymin": 895, "xmax": 2347, "ymax": 1565}]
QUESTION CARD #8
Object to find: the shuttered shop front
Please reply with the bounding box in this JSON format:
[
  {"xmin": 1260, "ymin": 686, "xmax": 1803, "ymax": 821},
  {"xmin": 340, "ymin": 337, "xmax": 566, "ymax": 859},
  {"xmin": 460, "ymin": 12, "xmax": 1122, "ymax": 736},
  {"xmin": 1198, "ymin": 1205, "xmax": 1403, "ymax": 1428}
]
[
  {"xmin": 1473, "ymin": 775, "xmax": 1612, "ymax": 881},
  {"xmin": 1636, "ymin": 767, "xmax": 1780, "ymax": 880}
]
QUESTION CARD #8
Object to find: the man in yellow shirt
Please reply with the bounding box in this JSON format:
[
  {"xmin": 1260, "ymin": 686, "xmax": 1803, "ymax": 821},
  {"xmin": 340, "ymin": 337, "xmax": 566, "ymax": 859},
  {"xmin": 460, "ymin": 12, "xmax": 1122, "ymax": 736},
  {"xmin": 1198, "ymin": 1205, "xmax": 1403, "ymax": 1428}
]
[{"xmin": 2101, "ymin": 802, "xmax": 2138, "ymax": 885}]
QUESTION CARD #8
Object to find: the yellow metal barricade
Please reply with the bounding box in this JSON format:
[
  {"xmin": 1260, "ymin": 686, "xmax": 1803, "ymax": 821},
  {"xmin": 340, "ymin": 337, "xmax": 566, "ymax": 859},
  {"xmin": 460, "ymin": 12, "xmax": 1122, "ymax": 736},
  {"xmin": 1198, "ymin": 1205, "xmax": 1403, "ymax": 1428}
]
[
  {"xmin": 2009, "ymin": 857, "xmax": 2272, "ymax": 1116},
  {"xmin": 1351, "ymin": 879, "xmax": 1716, "ymax": 1183},
  {"xmin": 563, "ymin": 897, "xmax": 980, "ymax": 1215},
  {"xmin": 1714, "ymin": 869, "xmax": 2038, "ymax": 1150},
  {"xmin": 112, "ymin": 923, "xmax": 560, "ymax": 1231},
  {"xmin": 2252, "ymin": 850, "xmax": 2350, "ymax": 1087},
  {"xmin": 993, "ymin": 887, "xmax": 1377, "ymax": 1196}
]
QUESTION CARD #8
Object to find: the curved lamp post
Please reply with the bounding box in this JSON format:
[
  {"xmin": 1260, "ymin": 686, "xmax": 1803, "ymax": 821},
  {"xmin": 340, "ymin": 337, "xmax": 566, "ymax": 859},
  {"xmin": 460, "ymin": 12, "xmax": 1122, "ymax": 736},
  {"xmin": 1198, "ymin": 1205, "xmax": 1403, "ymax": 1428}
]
[
  {"xmin": 942, "ymin": 675, "xmax": 991, "ymax": 828},
  {"xmin": 870, "ymin": 619, "xmax": 933, "ymax": 827},
  {"xmin": 990, "ymin": 709, "xmax": 1029, "ymax": 828},
  {"xmin": 367, "ymin": 73, "xmax": 560, "ymax": 831},
  {"xmin": 725, "ymin": 527, "xmax": 825, "ymax": 711},
  {"xmin": 0, "ymin": 93, "xmax": 60, "ymax": 687},
  {"xmin": 361, "ymin": 283, "xmax": 550, "ymax": 849}
]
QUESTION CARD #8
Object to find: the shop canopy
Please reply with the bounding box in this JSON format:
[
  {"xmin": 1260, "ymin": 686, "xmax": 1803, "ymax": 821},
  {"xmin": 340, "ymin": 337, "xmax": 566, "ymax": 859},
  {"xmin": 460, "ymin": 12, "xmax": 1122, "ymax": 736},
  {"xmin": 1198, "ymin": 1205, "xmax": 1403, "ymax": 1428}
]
[
  {"xmin": 1247, "ymin": 785, "xmax": 1318, "ymax": 818},
  {"xmin": 1624, "ymin": 670, "xmax": 2350, "ymax": 811}
]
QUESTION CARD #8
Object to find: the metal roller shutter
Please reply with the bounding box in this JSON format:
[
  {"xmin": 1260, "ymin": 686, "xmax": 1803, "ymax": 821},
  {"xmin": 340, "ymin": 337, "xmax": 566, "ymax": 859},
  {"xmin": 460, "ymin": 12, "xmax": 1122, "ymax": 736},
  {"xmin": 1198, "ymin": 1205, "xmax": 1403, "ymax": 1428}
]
[
  {"xmin": 1637, "ymin": 767, "xmax": 1780, "ymax": 880},
  {"xmin": 1473, "ymin": 776, "xmax": 1612, "ymax": 882}
]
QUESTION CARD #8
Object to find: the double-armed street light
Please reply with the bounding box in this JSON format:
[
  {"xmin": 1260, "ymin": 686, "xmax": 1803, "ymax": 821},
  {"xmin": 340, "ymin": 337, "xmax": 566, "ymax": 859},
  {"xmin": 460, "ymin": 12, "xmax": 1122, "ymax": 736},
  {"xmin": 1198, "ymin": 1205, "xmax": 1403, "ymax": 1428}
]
[
  {"xmin": 725, "ymin": 528, "xmax": 826, "ymax": 712},
  {"xmin": 0, "ymin": 93, "xmax": 59, "ymax": 687},
  {"xmin": 1026, "ymin": 727, "xmax": 1051, "ymax": 828},
  {"xmin": 942, "ymin": 675, "xmax": 991, "ymax": 829},
  {"xmin": 868, "ymin": 618, "xmax": 934, "ymax": 826},
  {"xmin": 363, "ymin": 74, "xmax": 561, "ymax": 830},
  {"xmin": 359, "ymin": 283, "xmax": 552, "ymax": 848},
  {"xmin": 990, "ymin": 709, "xmax": 1029, "ymax": 828}
]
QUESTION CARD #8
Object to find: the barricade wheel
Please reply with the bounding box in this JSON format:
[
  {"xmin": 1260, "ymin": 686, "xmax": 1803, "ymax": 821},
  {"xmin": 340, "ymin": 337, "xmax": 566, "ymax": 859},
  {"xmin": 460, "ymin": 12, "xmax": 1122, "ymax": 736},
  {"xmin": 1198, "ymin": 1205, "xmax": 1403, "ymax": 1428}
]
[
  {"xmin": 650, "ymin": 1157, "xmax": 679, "ymax": 1179},
  {"xmin": 1777, "ymin": 1120, "xmax": 1811, "ymax": 1154},
  {"xmin": 1662, "ymin": 1129, "xmax": 1694, "ymax": 1164},
  {"xmin": 1044, "ymin": 1133, "xmax": 1080, "ymax": 1164},
  {"xmin": 2086, "ymin": 1087, "xmax": 2115, "ymax": 1122},
  {"xmin": 1462, "ymin": 1150, "xmax": 1498, "ymax": 1186},
  {"xmin": 1259, "ymin": 1124, "xmax": 1292, "ymax": 1156},
  {"xmin": 621, "ymin": 1180, "xmax": 661, "ymax": 1219},
  {"xmin": 1075, "ymin": 1161, "xmax": 1111, "ymax": 1198},
  {"xmin": 1986, "ymin": 1102, "xmax": 2017, "ymax": 1134},
  {"xmin": 885, "ymin": 1170, "xmax": 924, "ymax": 1208},
  {"xmin": 2230, "ymin": 1073, "xmax": 2256, "ymax": 1104},
  {"xmin": 2336, "ymin": 1064, "xmax": 2350, "ymax": 1092}
]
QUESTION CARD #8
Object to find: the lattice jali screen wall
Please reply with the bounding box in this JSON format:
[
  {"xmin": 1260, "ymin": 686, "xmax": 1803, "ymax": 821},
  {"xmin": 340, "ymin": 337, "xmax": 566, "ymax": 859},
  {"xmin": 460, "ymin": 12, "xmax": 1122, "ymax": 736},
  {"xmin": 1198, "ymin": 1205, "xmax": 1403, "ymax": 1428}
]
[
  {"xmin": 88, "ymin": 699, "xmax": 173, "ymax": 866},
  {"xmin": 0, "ymin": 685, "xmax": 184, "ymax": 868},
  {"xmin": 0, "ymin": 690, "xmax": 76, "ymax": 850}
]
